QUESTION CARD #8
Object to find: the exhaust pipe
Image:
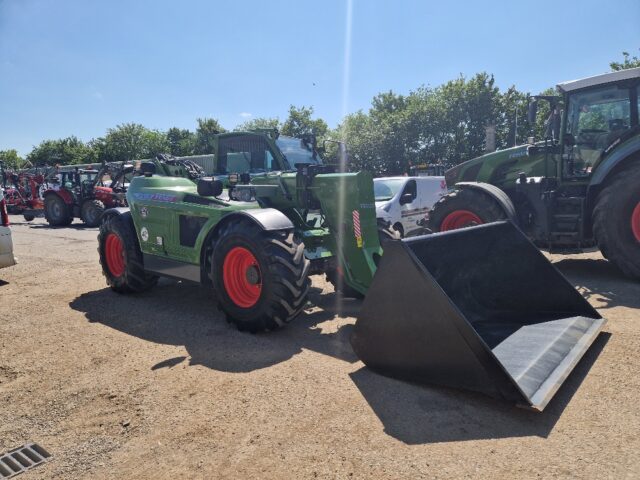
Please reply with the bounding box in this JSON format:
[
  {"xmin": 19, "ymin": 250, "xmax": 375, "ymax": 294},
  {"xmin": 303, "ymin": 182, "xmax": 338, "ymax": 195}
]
[{"xmin": 351, "ymin": 221, "xmax": 606, "ymax": 411}]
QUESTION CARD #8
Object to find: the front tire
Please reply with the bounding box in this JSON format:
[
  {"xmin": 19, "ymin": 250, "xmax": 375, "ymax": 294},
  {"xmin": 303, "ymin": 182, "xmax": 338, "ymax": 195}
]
[
  {"xmin": 81, "ymin": 199, "xmax": 105, "ymax": 227},
  {"xmin": 98, "ymin": 213, "xmax": 158, "ymax": 293},
  {"xmin": 212, "ymin": 219, "xmax": 310, "ymax": 332},
  {"xmin": 44, "ymin": 194, "xmax": 72, "ymax": 226},
  {"xmin": 428, "ymin": 188, "xmax": 506, "ymax": 232},
  {"xmin": 23, "ymin": 214, "xmax": 35, "ymax": 221},
  {"xmin": 593, "ymin": 164, "xmax": 640, "ymax": 279}
]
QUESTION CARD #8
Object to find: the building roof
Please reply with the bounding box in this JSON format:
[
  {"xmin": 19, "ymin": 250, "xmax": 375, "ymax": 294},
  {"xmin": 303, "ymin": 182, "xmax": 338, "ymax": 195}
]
[{"xmin": 557, "ymin": 67, "xmax": 640, "ymax": 93}]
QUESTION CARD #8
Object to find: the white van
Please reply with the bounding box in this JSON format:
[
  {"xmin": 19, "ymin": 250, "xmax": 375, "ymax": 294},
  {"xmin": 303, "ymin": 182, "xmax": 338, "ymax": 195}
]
[
  {"xmin": 374, "ymin": 176, "xmax": 447, "ymax": 237},
  {"xmin": 0, "ymin": 188, "xmax": 17, "ymax": 269}
]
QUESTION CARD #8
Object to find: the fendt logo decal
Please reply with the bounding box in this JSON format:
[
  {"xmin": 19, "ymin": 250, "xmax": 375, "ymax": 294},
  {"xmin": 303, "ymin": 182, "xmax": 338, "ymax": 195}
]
[{"xmin": 133, "ymin": 193, "xmax": 178, "ymax": 203}]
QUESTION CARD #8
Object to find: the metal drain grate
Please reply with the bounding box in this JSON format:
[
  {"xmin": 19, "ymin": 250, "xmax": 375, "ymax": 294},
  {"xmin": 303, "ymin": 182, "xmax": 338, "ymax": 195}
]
[{"xmin": 0, "ymin": 444, "xmax": 51, "ymax": 478}]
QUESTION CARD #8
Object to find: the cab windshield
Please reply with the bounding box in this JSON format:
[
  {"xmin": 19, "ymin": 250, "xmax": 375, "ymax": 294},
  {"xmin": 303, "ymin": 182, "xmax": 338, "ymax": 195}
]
[
  {"xmin": 275, "ymin": 136, "xmax": 323, "ymax": 169},
  {"xmin": 373, "ymin": 178, "xmax": 406, "ymax": 201}
]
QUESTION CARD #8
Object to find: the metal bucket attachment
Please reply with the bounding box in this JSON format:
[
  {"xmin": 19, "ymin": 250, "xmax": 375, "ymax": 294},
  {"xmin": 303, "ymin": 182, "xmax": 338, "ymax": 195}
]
[{"xmin": 351, "ymin": 221, "xmax": 606, "ymax": 411}]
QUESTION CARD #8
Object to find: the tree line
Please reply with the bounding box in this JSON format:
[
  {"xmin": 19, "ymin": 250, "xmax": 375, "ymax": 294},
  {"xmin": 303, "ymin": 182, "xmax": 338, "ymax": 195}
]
[{"xmin": 1, "ymin": 50, "xmax": 637, "ymax": 176}]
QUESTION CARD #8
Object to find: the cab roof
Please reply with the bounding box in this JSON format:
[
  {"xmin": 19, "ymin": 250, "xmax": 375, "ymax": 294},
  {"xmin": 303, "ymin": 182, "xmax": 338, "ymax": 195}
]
[{"xmin": 557, "ymin": 67, "xmax": 640, "ymax": 93}]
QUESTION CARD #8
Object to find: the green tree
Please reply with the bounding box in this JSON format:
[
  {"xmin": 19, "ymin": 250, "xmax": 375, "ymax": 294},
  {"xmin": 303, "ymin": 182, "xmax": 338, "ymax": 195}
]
[
  {"xmin": 235, "ymin": 117, "xmax": 281, "ymax": 132},
  {"xmin": 91, "ymin": 123, "xmax": 169, "ymax": 162},
  {"xmin": 0, "ymin": 149, "xmax": 25, "ymax": 169},
  {"xmin": 195, "ymin": 118, "xmax": 226, "ymax": 154},
  {"xmin": 166, "ymin": 127, "xmax": 196, "ymax": 156},
  {"xmin": 27, "ymin": 136, "xmax": 95, "ymax": 166},
  {"xmin": 281, "ymin": 106, "xmax": 328, "ymax": 139},
  {"xmin": 610, "ymin": 50, "xmax": 640, "ymax": 71}
]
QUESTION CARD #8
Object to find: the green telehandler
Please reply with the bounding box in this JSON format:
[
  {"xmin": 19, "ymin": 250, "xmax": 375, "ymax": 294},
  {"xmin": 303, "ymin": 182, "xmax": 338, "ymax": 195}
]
[
  {"xmin": 428, "ymin": 67, "xmax": 640, "ymax": 279},
  {"xmin": 97, "ymin": 130, "xmax": 605, "ymax": 411}
]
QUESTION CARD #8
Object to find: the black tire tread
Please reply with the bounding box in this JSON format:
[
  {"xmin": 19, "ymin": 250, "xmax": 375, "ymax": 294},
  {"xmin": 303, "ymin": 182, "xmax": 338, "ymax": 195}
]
[
  {"xmin": 593, "ymin": 163, "xmax": 640, "ymax": 279},
  {"xmin": 81, "ymin": 199, "xmax": 106, "ymax": 227},
  {"xmin": 44, "ymin": 194, "xmax": 72, "ymax": 226},
  {"xmin": 98, "ymin": 213, "xmax": 158, "ymax": 293},
  {"xmin": 427, "ymin": 187, "xmax": 506, "ymax": 232},
  {"xmin": 212, "ymin": 220, "xmax": 310, "ymax": 332}
]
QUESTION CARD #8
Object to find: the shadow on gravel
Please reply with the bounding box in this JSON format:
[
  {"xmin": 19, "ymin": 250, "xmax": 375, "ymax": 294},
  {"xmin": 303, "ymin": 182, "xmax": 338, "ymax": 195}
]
[
  {"xmin": 70, "ymin": 280, "xmax": 360, "ymax": 373},
  {"xmin": 28, "ymin": 223, "xmax": 96, "ymax": 230},
  {"xmin": 350, "ymin": 332, "xmax": 610, "ymax": 444},
  {"xmin": 555, "ymin": 258, "xmax": 640, "ymax": 309}
]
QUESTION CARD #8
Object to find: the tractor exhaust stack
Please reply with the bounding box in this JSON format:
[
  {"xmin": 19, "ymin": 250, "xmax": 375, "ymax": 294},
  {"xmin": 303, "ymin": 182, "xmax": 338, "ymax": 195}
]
[{"xmin": 351, "ymin": 221, "xmax": 606, "ymax": 411}]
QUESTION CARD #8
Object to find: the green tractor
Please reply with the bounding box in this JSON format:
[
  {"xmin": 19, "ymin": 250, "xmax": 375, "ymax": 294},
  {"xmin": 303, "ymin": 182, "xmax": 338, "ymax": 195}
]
[
  {"xmin": 96, "ymin": 129, "xmax": 606, "ymax": 411},
  {"xmin": 428, "ymin": 67, "xmax": 640, "ymax": 279}
]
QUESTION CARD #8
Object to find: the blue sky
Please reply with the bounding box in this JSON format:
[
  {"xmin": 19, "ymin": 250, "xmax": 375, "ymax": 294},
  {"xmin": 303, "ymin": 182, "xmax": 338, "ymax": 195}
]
[{"xmin": 1, "ymin": 0, "xmax": 638, "ymax": 156}]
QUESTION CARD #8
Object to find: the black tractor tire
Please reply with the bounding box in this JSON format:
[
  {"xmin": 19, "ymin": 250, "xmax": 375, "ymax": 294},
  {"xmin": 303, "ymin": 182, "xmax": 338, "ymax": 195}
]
[
  {"xmin": 44, "ymin": 194, "xmax": 72, "ymax": 226},
  {"xmin": 81, "ymin": 199, "xmax": 106, "ymax": 227},
  {"xmin": 427, "ymin": 188, "xmax": 507, "ymax": 232},
  {"xmin": 593, "ymin": 165, "xmax": 640, "ymax": 279},
  {"xmin": 23, "ymin": 214, "xmax": 35, "ymax": 221},
  {"xmin": 98, "ymin": 213, "xmax": 158, "ymax": 293},
  {"xmin": 212, "ymin": 219, "xmax": 310, "ymax": 332}
]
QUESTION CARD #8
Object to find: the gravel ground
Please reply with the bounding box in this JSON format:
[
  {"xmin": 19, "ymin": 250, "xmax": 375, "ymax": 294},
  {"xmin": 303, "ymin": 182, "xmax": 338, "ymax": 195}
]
[{"xmin": 0, "ymin": 216, "xmax": 638, "ymax": 479}]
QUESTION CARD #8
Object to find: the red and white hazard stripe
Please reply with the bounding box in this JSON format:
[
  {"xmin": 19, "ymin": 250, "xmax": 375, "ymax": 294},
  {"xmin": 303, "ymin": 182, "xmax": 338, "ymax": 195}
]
[{"xmin": 352, "ymin": 210, "xmax": 361, "ymax": 238}]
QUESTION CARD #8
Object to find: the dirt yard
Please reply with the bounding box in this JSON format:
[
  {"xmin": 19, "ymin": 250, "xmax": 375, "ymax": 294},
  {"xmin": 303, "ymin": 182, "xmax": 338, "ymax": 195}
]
[{"xmin": 1, "ymin": 216, "xmax": 638, "ymax": 479}]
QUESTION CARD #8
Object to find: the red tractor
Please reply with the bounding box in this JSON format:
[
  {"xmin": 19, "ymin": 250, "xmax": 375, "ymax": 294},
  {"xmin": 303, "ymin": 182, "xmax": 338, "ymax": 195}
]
[
  {"xmin": 43, "ymin": 163, "xmax": 132, "ymax": 227},
  {"xmin": 0, "ymin": 162, "xmax": 49, "ymax": 221}
]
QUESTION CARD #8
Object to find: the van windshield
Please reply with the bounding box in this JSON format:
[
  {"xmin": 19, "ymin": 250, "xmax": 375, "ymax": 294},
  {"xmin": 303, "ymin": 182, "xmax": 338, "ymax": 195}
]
[{"xmin": 373, "ymin": 178, "xmax": 406, "ymax": 201}]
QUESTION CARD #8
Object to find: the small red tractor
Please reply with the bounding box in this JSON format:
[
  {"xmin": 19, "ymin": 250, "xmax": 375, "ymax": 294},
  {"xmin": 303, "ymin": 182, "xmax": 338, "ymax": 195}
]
[{"xmin": 43, "ymin": 162, "xmax": 133, "ymax": 227}]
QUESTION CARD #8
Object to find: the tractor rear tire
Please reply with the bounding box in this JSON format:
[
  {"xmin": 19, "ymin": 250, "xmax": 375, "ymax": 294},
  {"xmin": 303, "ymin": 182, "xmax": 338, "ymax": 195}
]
[
  {"xmin": 212, "ymin": 219, "xmax": 310, "ymax": 332},
  {"xmin": 81, "ymin": 199, "xmax": 106, "ymax": 227},
  {"xmin": 98, "ymin": 213, "xmax": 158, "ymax": 293},
  {"xmin": 44, "ymin": 194, "xmax": 72, "ymax": 226},
  {"xmin": 23, "ymin": 214, "xmax": 35, "ymax": 221},
  {"xmin": 593, "ymin": 165, "xmax": 640, "ymax": 279},
  {"xmin": 428, "ymin": 188, "xmax": 506, "ymax": 232}
]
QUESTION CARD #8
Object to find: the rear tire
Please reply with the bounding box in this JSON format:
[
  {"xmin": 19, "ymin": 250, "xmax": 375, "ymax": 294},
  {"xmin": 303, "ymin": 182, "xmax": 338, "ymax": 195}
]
[
  {"xmin": 212, "ymin": 219, "xmax": 310, "ymax": 332},
  {"xmin": 428, "ymin": 188, "xmax": 506, "ymax": 232},
  {"xmin": 44, "ymin": 194, "xmax": 72, "ymax": 226},
  {"xmin": 98, "ymin": 213, "xmax": 158, "ymax": 293},
  {"xmin": 593, "ymin": 165, "xmax": 640, "ymax": 279},
  {"xmin": 81, "ymin": 199, "xmax": 105, "ymax": 227},
  {"xmin": 23, "ymin": 214, "xmax": 35, "ymax": 221}
]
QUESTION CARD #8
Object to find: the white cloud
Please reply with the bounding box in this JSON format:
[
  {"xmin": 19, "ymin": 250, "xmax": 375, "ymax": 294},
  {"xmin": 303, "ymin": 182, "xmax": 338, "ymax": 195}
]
[{"xmin": 239, "ymin": 112, "xmax": 252, "ymax": 118}]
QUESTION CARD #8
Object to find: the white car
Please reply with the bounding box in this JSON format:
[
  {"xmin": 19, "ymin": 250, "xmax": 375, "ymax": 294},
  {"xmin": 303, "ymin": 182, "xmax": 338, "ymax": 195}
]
[
  {"xmin": 0, "ymin": 189, "xmax": 17, "ymax": 269},
  {"xmin": 374, "ymin": 176, "xmax": 447, "ymax": 237}
]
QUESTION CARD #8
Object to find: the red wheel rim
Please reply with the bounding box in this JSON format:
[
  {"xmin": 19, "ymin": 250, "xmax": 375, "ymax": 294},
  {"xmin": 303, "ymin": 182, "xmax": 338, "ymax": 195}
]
[
  {"xmin": 223, "ymin": 247, "xmax": 262, "ymax": 308},
  {"xmin": 105, "ymin": 233, "xmax": 125, "ymax": 277},
  {"xmin": 441, "ymin": 210, "xmax": 483, "ymax": 231},
  {"xmin": 631, "ymin": 202, "xmax": 640, "ymax": 243}
]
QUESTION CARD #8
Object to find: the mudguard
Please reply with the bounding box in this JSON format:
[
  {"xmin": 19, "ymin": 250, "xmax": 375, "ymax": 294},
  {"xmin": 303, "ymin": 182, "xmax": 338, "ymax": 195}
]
[
  {"xmin": 218, "ymin": 208, "xmax": 294, "ymax": 232},
  {"xmin": 455, "ymin": 182, "xmax": 517, "ymax": 221}
]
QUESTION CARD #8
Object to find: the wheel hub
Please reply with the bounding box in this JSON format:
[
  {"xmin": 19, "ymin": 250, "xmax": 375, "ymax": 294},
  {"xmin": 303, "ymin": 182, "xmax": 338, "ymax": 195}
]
[
  {"xmin": 105, "ymin": 233, "xmax": 125, "ymax": 277},
  {"xmin": 223, "ymin": 247, "xmax": 262, "ymax": 308},
  {"xmin": 441, "ymin": 210, "xmax": 483, "ymax": 231},
  {"xmin": 632, "ymin": 202, "xmax": 640, "ymax": 243}
]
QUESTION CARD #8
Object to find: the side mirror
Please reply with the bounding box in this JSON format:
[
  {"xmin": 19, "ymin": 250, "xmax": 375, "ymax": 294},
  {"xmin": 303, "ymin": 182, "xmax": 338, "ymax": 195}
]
[
  {"xmin": 197, "ymin": 177, "xmax": 223, "ymax": 197},
  {"xmin": 399, "ymin": 192, "xmax": 414, "ymax": 205},
  {"xmin": 527, "ymin": 100, "xmax": 538, "ymax": 125}
]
